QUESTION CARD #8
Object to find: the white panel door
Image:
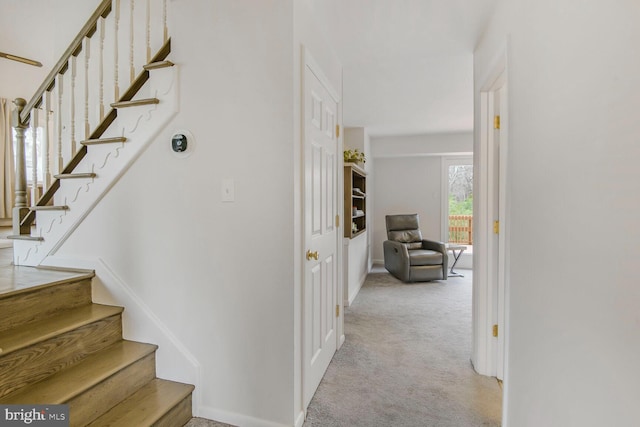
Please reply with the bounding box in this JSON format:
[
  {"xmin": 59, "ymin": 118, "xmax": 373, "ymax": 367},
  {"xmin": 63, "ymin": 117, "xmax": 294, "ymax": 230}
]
[{"xmin": 303, "ymin": 56, "xmax": 339, "ymax": 408}]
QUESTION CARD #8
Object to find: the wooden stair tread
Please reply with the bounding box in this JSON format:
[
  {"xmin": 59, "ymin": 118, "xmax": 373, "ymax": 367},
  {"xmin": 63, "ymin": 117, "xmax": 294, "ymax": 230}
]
[
  {"xmin": 29, "ymin": 205, "xmax": 69, "ymax": 211},
  {"xmin": 0, "ymin": 340, "xmax": 157, "ymax": 404},
  {"xmin": 0, "ymin": 270, "xmax": 94, "ymax": 299},
  {"xmin": 0, "ymin": 304, "xmax": 123, "ymax": 356},
  {"xmin": 144, "ymin": 60, "xmax": 174, "ymax": 70},
  {"xmin": 54, "ymin": 172, "xmax": 96, "ymax": 179},
  {"xmin": 87, "ymin": 378, "xmax": 194, "ymax": 427},
  {"xmin": 6, "ymin": 235, "xmax": 44, "ymax": 241},
  {"xmin": 111, "ymin": 98, "xmax": 159, "ymax": 108},
  {"xmin": 81, "ymin": 137, "xmax": 127, "ymax": 145}
]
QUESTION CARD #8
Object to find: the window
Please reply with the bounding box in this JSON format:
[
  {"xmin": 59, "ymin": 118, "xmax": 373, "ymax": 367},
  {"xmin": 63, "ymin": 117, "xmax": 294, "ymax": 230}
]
[{"xmin": 442, "ymin": 157, "xmax": 473, "ymax": 245}]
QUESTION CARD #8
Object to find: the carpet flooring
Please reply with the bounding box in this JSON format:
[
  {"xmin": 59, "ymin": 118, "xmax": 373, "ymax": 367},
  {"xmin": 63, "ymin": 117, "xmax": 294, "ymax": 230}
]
[{"xmin": 303, "ymin": 268, "xmax": 502, "ymax": 427}]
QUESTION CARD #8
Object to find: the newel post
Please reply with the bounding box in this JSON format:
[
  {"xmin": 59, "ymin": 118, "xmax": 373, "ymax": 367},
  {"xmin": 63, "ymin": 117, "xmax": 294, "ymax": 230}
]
[{"xmin": 12, "ymin": 98, "xmax": 30, "ymax": 235}]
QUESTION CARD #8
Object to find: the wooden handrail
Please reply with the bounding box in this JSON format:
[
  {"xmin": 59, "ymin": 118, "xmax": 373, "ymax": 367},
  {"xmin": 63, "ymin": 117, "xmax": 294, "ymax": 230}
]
[{"xmin": 20, "ymin": 0, "xmax": 112, "ymax": 123}]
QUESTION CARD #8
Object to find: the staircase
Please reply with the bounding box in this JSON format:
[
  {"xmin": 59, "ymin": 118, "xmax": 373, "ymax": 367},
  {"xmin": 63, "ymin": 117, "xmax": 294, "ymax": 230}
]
[
  {"xmin": 9, "ymin": 0, "xmax": 178, "ymax": 266},
  {"xmin": 0, "ymin": 271, "xmax": 194, "ymax": 426},
  {"xmin": 2, "ymin": 1, "xmax": 196, "ymax": 424}
]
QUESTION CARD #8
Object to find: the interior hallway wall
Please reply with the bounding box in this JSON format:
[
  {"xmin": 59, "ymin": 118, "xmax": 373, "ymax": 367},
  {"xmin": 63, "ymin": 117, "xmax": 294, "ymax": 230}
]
[{"xmin": 475, "ymin": 0, "xmax": 640, "ymax": 425}]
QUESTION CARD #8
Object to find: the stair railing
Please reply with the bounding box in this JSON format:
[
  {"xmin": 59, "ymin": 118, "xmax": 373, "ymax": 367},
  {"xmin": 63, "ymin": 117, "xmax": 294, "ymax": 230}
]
[{"xmin": 11, "ymin": 0, "xmax": 169, "ymax": 237}]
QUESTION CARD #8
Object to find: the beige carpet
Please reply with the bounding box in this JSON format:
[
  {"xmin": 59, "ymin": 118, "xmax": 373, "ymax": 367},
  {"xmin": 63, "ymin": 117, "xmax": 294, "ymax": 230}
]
[{"xmin": 303, "ymin": 268, "xmax": 502, "ymax": 427}]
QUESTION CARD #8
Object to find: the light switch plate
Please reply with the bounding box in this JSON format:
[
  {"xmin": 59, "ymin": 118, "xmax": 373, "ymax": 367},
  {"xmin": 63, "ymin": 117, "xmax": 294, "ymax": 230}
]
[{"xmin": 222, "ymin": 179, "xmax": 235, "ymax": 202}]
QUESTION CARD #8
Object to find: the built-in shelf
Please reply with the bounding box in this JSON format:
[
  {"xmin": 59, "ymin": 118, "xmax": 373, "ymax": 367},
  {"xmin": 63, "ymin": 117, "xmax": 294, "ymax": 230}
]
[{"xmin": 344, "ymin": 163, "xmax": 366, "ymax": 238}]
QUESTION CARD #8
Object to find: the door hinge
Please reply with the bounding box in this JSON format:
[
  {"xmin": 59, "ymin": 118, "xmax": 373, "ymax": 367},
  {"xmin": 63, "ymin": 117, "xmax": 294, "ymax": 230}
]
[
  {"xmin": 335, "ymin": 214, "xmax": 340, "ymax": 227},
  {"xmin": 336, "ymin": 305, "xmax": 340, "ymax": 317},
  {"xmin": 336, "ymin": 124, "xmax": 340, "ymax": 138},
  {"xmin": 494, "ymin": 115, "xmax": 501, "ymax": 130},
  {"xmin": 493, "ymin": 324, "xmax": 498, "ymax": 337},
  {"xmin": 493, "ymin": 220, "xmax": 500, "ymax": 234}
]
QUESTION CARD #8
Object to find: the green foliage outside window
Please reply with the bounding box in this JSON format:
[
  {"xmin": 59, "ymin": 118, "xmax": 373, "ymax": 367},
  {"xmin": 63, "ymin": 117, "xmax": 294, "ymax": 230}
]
[{"xmin": 449, "ymin": 195, "xmax": 473, "ymax": 215}]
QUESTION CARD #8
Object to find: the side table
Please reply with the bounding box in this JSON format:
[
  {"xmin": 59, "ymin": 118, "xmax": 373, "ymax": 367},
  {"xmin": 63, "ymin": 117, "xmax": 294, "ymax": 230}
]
[{"xmin": 445, "ymin": 244, "xmax": 466, "ymax": 277}]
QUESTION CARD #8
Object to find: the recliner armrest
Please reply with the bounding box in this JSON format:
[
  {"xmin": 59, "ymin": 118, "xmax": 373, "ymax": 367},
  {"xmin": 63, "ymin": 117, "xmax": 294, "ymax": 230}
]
[
  {"xmin": 421, "ymin": 239, "xmax": 446, "ymax": 254},
  {"xmin": 383, "ymin": 240, "xmax": 410, "ymax": 281},
  {"xmin": 421, "ymin": 239, "xmax": 448, "ymax": 280}
]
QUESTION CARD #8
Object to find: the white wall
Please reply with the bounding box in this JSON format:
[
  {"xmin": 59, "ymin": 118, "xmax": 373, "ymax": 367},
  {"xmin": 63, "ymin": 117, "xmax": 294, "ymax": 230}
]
[
  {"xmin": 343, "ymin": 127, "xmax": 371, "ymax": 305},
  {"xmin": 372, "ymin": 131, "xmax": 472, "ymax": 158},
  {"xmin": 475, "ymin": 1, "xmax": 640, "ymax": 426},
  {"xmin": 371, "ymin": 132, "xmax": 472, "ymax": 263},
  {"xmin": 56, "ymin": 1, "xmax": 298, "ymax": 426},
  {"xmin": 343, "ymin": 233, "xmax": 367, "ymax": 306}
]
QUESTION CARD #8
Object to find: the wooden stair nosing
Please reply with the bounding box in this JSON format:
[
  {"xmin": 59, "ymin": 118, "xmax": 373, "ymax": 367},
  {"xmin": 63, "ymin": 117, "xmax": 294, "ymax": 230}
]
[
  {"xmin": 53, "ymin": 172, "xmax": 96, "ymax": 179},
  {"xmin": 29, "ymin": 205, "xmax": 69, "ymax": 211},
  {"xmin": 87, "ymin": 378, "xmax": 194, "ymax": 427},
  {"xmin": 0, "ymin": 304, "xmax": 123, "ymax": 356},
  {"xmin": 6, "ymin": 235, "xmax": 43, "ymax": 241},
  {"xmin": 143, "ymin": 60, "xmax": 174, "ymax": 70},
  {"xmin": 0, "ymin": 341, "xmax": 157, "ymax": 407},
  {"xmin": 110, "ymin": 98, "xmax": 160, "ymax": 108},
  {"xmin": 81, "ymin": 136, "xmax": 127, "ymax": 145}
]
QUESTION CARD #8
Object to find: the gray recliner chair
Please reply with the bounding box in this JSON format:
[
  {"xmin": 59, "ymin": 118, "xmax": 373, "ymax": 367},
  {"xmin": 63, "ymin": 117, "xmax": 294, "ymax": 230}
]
[{"xmin": 383, "ymin": 214, "xmax": 448, "ymax": 282}]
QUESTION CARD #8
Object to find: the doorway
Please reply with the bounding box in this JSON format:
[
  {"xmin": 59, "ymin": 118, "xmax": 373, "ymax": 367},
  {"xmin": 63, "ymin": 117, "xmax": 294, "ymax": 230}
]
[
  {"xmin": 474, "ymin": 60, "xmax": 508, "ymax": 383},
  {"xmin": 301, "ymin": 48, "xmax": 342, "ymax": 410}
]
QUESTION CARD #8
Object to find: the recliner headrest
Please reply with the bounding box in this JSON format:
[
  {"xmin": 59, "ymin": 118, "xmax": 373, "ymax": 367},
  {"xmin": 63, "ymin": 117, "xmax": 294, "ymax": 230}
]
[{"xmin": 386, "ymin": 214, "xmax": 420, "ymax": 232}]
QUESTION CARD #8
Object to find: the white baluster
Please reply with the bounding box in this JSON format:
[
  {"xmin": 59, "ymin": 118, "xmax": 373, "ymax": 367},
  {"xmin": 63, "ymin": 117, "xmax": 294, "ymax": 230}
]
[
  {"xmin": 130, "ymin": 0, "xmax": 135, "ymax": 83},
  {"xmin": 146, "ymin": 0, "xmax": 151, "ymax": 63},
  {"xmin": 70, "ymin": 55, "xmax": 77, "ymax": 156},
  {"xmin": 163, "ymin": 0, "xmax": 168, "ymax": 42},
  {"xmin": 99, "ymin": 16, "xmax": 105, "ymax": 120},
  {"xmin": 43, "ymin": 91, "xmax": 51, "ymax": 189},
  {"xmin": 31, "ymin": 109, "xmax": 39, "ymax": 206},
  {"xmin": 56, "ymin": 73, "xmax": 64, "ymax": 173},
  {"xmin": 84, "ymin": 37, "xmax": 91, "ymax": 139},
  {"xmin": 114, "ymin": 0, "xmax": 120, "ymax": 101}
]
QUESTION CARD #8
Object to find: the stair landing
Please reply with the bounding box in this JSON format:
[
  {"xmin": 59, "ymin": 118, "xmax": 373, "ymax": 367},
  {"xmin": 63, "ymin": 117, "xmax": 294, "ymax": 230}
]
[{"xmin": 0, "ymin": 232, "xmax": 91, "ymax": 296}]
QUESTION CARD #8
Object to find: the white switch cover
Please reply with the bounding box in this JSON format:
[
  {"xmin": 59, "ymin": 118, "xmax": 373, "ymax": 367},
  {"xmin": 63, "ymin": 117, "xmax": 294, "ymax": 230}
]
[{"xmin": 222, "ymin": 179, "xmax": 235, "ymax": 202}]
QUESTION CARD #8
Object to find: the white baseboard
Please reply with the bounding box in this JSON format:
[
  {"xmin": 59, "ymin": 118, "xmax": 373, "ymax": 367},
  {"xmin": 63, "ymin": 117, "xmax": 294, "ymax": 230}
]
[
  {"xmin": 199, "ymin": 405, "xmax": 293, "ymax": 427},
  {"xmin": 345, "ymin": 269, "xmax": 367, "ymax": 307},
  {"xmin": 41, "ymin": 255, "xmax": 202, "ymax": 414},
  {"xmin": 372, "ymin": 258, "xmax": 384, "ymax": 265},
  {"xmin": 295, "ymin": 410, "xmax": 305, "ymax": 427}
]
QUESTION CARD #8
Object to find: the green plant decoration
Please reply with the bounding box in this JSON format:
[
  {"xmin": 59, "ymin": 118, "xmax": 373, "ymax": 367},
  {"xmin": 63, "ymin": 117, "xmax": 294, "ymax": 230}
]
[{"xmin": 343, "ymin": 149, "xmax": 366, "ymax": 164}]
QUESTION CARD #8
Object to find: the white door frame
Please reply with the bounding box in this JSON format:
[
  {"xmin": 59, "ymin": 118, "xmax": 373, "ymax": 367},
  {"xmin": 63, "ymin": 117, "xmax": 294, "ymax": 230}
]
[
  {"xmin": 472, "ymin": 45, "xmax": 509, "ymax": 387},
  {"xmin": 300, "ymin": 46, "xmax": 344, "ymax": 413}
]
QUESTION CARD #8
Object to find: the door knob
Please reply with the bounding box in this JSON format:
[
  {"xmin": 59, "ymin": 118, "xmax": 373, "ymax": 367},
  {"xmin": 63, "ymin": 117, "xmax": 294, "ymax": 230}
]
[{"xmin": 306, "ymin": 250, "xmax": 319, "ymax": 261}]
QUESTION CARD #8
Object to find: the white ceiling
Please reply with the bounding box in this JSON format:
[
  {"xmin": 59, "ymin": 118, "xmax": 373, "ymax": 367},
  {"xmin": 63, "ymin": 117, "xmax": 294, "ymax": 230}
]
[{"xmin": 310, "ymin": 0, "xmax": 498, "ymax": 136}]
